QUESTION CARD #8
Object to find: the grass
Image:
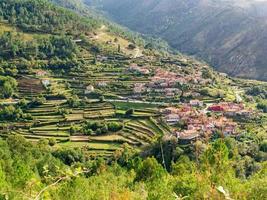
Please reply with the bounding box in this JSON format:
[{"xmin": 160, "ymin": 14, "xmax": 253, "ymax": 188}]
[
  {"xmin": 0, "ymin": 21, "xmax": 48, "ymax": 41},
  {"xmin": 112, "ymin": 101, "xmax": 160, "ymax": 110},
  {"xmin": 58, "ymin": 141, "xmax": 120, "ymax": 150}
]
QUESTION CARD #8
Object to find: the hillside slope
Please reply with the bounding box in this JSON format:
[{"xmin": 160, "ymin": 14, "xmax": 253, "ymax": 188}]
[
  {"xmin": 86, "ymin": 0, "xmax": 267, "ymax": 81},
  {"xmin": 0, "ymin": 1, "xmax": 267, "ymax": 199}
]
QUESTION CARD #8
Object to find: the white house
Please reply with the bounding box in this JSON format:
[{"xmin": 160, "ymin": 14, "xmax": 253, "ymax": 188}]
[
  {"xmin": 165, "ymin": 114, "xmax": 180, "ymax": 125},
  {"xmin": 42, "ymin": 79, "xmax": 50, "ymax": 87},
  {"xmin": 189, "ymin": 100, "xmax": 203, "ymax": 107},
  {"xmin": 85, "ymin": 85, "xmax": 95, "ymax": 94}
]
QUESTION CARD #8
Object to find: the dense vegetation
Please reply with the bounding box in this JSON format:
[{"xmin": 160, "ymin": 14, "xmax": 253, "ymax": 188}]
[
  {"xmin": 0, "ymin": 135, "xmax": 266, "ymax": 199},
  {"xmin": 0, "ymin": 0, "xmax": 266, "ymax": 199},
  {"xmin": 0, "ymin": 76, "xmax": 17, "ymax": 98},
  {"xmin": 0, "ymin": 0, "xmax": 99, "ymax": 34},
  {"xmin": 88, "ymin": 0, "xmax": 267, "ymax": 81},
  {"xmin": 0, "ymin": 32, "xmax": 78, "ymax": 60}
]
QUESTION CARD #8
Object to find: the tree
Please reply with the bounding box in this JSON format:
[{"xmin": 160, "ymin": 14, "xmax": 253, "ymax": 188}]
[
  {"xmin": 125, "ymin": 109, "xmax": 134, "ymax": 116},
  {"xmin": 0, "ymin": 76, "xmax": 17, "ymax": 98},
  {"xmin": 128, "ymin": 43, "xmax": 136, "ymax": 50},
  {"xmin": 135, "ymin": 157, "xmax": 166, "ymax": 182},
  {"xmin": 107, "ymin": 122, "xmax": 123, "ymax": 132},
  {"xmin": 260, "ymin": 140, "xmax": 267, "ymax": 152},
  {"xmin": 176, "ymin": 82, "xmax": 190, "ymax": 98},
  {"xmin": 48, "ymin": 138, "xmax": 57, "ymax": 146}
]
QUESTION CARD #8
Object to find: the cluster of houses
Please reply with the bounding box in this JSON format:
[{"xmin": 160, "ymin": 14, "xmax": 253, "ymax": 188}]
[
  {"xmin": 128, "ymin": 64, "xmax": 150, "ymax": 75},
  {"xmin": 131, "ymin": 67, "xmax": 211, "ymax": 98},
  {"xmin": 161, "ymin": 103, "xmax": 241, "ymax": 144},
  {"xmin": 36, "ymin": 70, "xmax": 48, "ymax": 77},
  {"xmin": 208, "ymin": 102, "xmax": 253, "ymax": 117}
]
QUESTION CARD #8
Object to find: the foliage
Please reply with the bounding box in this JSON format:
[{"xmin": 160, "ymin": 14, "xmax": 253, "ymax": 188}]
[
  {"xmin": 0, "ymin": 0, "xmax": 99, "ymax": 34},
  {"xmin": 0, "ymin": 105, "xmax": 31, "ymax": 121},
  {"xmin": 0, "ymin": 75, "xmax": 17, "ymax": 98},
  {"xmin": 0, "ymin": 136, "xmax": 266, "ymax": 199},
  {"xmin": 83, "ymin": 121, "xmax": 123, "ymax": 135},
  {"xmin": 0, "ymin": 32, "xmax": 78, "ymax": 60}
]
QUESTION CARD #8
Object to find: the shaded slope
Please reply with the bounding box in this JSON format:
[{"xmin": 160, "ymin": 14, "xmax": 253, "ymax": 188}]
[{"xmin": 86, "ymin": 0, "xmax": 267, "ymax": 81}]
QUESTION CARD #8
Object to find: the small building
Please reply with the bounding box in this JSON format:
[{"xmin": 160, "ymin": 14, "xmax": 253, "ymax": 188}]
[
  {"xmin": 238, "ymin": 110, "xmax": 252, "ymax": 117},
  {"xmin": 42, "ymin": 79, "xmax": 50, "ymax": 87},
  {"xmin": 208, "ymin": 105, "xmax": 224, "ymax": 112},
  {"xmin": 161, "ymin": 107, "xmax": 179, "ymax": 114},
  {"xmin": 73, "ymin": 39, "xmax": 82, "ymax": 43},
  {"xmin": 85, "ymin": 85, "xmax": 95, "ymax": 94},
  {"xmin": 176, "ymin": 130, "xmax": 200, "ymax": 145},
  {"xmin": 223, "ymin": 124, "xmax": 237, "ymax": 136},
  {"xmin": 190, "ymin": 100, "xmax": 203, "ymax": 107},
  {"xmin": 36, "ymin": 70, "xmax": 47, "ymax": 77},
  {"xmin": 165, "ymin": 114, "xmax": 180, "ymax": 125},
  {"xmin": 97, "ymin": 82, "xmax": 108, "ymax": 87}
]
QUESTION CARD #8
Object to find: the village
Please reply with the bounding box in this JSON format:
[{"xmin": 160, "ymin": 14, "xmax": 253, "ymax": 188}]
[
  {"xmin": 129, "ymin": 63, "xmax": 212, "ymax": 99},
  {"xmin": 77, "ymin": 61, "xmax": 256, "ymax": 145},
  {"xmin": 161, "ymin": 101, "xmax": 254, "ymax": 144}
]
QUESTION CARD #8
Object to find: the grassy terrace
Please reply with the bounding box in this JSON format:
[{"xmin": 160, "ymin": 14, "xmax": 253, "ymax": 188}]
[
  {"xmin": 2, "ymin": 50, "xmax": 230, "ymax": 159},
  {"xmin": 2, "ymin": 53, "xmax": 173, "ymax": 157},
  {"xmin": 1, "ymin": 40, "xmax": 200, "ymax": 158},
  {"xmin": 1, "ymin": 81, "xmax": 168, "ymax": 157}
]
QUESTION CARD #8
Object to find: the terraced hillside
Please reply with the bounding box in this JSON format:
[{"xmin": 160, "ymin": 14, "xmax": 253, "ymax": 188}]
[
  {"xmin": 0, "ymin": 0, "xmax": 266, "ymax": 161},
  {"xmin": 87, "ymin": 0, "xmax": 267, "ymax": 81}
]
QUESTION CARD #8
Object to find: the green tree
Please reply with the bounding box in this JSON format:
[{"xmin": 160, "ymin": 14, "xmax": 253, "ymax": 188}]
[{"xmin": 135, "ymin": 157, "xmax": 166, "ymax": 182}]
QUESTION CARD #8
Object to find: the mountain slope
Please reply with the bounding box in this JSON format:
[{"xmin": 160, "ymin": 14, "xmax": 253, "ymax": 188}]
[{"xmin": 86, "ymin": 0, "xmax": 267, "ymax": 81}]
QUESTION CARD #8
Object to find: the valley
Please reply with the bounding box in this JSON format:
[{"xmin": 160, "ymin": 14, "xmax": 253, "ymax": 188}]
[
  {"xmin": 87, "ymin": 0, "xmax": 267, "ymax": 81},
  {"xmin": 0, "ymin": 0, "xmax": 266, "ymax": 199}
]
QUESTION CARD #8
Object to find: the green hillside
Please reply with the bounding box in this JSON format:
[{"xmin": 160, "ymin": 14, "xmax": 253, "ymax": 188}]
[
  {"xmin": 0, "ymin": 0, "xmax": 266, "ymax": 199},
  {"xmin": 87, "ymin": 0, "xmax": 267, "ymax": 81}
]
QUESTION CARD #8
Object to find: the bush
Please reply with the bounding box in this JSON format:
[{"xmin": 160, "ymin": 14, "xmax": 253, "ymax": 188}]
[
  {"xmin": 0, "ymin": 105, "xmax": 23, "ymax": 121},
  {"xmin": 260, "ymin": 140, "xmax": 267, "ymax": 152},
  {"xmin": 30, "ymin": 96, "xmax": 46, "ymax": 107},
  {"xmin": 128, "ymin": 44, "xmax": 136, "ymax": 50},
  {"xmin": 84, "ymin": 129, "xmax": 93, "ymax": 136},
  {"xmin": 107, "ymin": 122, "xmax": 123, "ymax": 132},
  {"xmin": 100, "ymin": 125, "xmax": 108, "ymax": 134},
  {"xmin": 48, "ymin": 138, "xmax": 57, "ymax": 146},
  {"xmin": 257, "ymin": 100, "xmax": 267, "ymax": 113},
  {"xmin": 57, "ymin": 108, "xmax": 70, "ymax": 115},
  {"xmin": 70, "ymin": 125, "xmax": 80, "ymax": 135},
  {"xmin": 125, "ymin": 109, "xmax": 134, "ymax": 116},
  {"xmin": 96, "ymin": 128, "xmax": 102, "ymax": 135},
  {"xmin": 0, "ymin": 76, "xmax": 17, "ymax": 98},
  {"xmin": 67, "ymin": 95, "xmax": 80, "ymax": 108}
]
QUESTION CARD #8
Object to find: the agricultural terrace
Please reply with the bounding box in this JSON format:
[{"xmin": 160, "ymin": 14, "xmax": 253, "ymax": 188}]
[{"xmin": 0, "ymin": 19, "xmax": 264, "ymax": 159}]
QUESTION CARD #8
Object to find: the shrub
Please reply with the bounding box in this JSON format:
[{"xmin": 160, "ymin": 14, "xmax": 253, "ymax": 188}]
[
  {"xmin": 125, "ymin": 109, "xmax": 134, "ymax": 116},
  {"xmin": 0, "ymin": 76, "xmax": 17, "ymax": 98},
  {"xmin": 107, "ymin": 122, "xmax": 123, "ymax": 132},
  {"xmin": 100, "ymin": 125, "xmax": 108, "ymax": 134},
  {"xmin": 30, "ymin": 96, "xmax": 46, "ymax": 107},
  {"xmin": 84, "ymin": 129, "xmax": 93, "ymax": 136},
  {"xmin": 260, "ymin": 140, "xmax": 267, "ymax": 152},
  {"xmin": 70, "ymin": 125, "xmax": 80, "ymax": 135},
  {"xmin": 257, "ymin": 100, "xmax": 267, "ymax": 113},
  {"xmin": 48, "ymin": 138, "xmax": 57, "ymax": 146},
  {"xmin": 0, "ymin": 105, "xmax": 23, "ymax": 121},
  {"xmin": 67, "ymin": 95, "xmax": 80, "ymax": 108},
  {"xmin": 128, "ymin": 43, "xmax": 136, "ymax": 50}
]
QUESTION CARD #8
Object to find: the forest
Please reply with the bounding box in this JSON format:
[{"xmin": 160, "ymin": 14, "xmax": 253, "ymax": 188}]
[
  {"xmin": 0, "ymin": 135, "xmax": 266, "ymax": 199},
  {"xmin": 0, "ymin": 0, "xmax": 266, "ymax": 199}
]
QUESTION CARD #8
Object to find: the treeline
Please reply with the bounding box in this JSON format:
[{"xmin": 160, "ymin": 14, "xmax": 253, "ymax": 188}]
[
  {"xmin": 0, "ymin": 135, "xmax": 266, "ymax": 199},
  {"xmin": 0, "ymin": 32, "xmax": 78, "ymax": 60},
  {"xmin": 0, "ymin": 0, "xmax": 100, "ymax": 35},
  {"xmin": 0, "ymin": 75, "xmax": 17, "ymax": 98}
]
